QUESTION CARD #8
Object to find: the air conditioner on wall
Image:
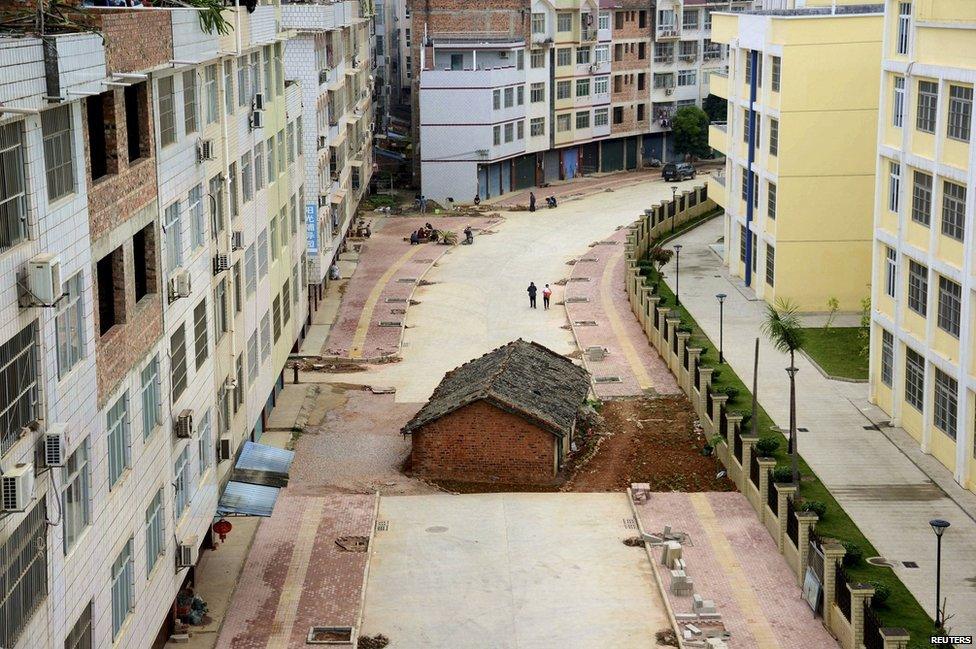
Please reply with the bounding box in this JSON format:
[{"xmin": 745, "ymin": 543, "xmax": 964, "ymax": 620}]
[
  {"xmin": 250, "ymin": 110, "xmax": 264, "ymax": 130},
  {"xmin": 197, "ymin": 139, "xmax": 216, "ymax": 162},
  {"xmin": 28, "ymin": 253, "xmax": 62, "ymax": 305},
  {"xmin": 213, "ymin": 254, "xmax": 230, "ymax": 275},
  {"xmin": 1, "ymin": 464, "xmax": 34, "ymax": 513},
  {"xmin": 232, "ymin": 231, "xmax": 244, "ymax": 251},
  {"xmin": 42, "ymin": 424, "xmax": 67, "ymax": 468},
  {"xmin": 175, "ymin": 409, "xmax": 194, "ymax": 439},
  {"xmin": 218, "ymin": 436, "xmax": 234, "ymax": 462},
  {"xmin": 168, "ymin": 271, "xmax": 191, "ymax": 302},
  {"xmin": 177, "ymin": 536, "xmax": 199, "ymax": 568},
  {"xmin": 252, "ymin": 93, "xmax": 265, "ymax": 111}
]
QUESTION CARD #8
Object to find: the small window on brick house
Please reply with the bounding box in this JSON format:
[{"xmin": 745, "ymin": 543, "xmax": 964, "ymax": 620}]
[
  {"xmin": 132, "ymin": 222, "xmax": 157, "ymax": 303},
  {"xmin": 637, "ymin": 104, "xmax": 645, "ymax": 121},
  {"xmin": 124, "ymin": 82, "xmax": 149, "ymax": 163},
  {"xmin": 639, "ymin": 10, "xmax": 647, "ymax": 28},
  {"xmin": 638, "ymin": 42, "xmax": 646, "ymax": 60},
  {"xmin": 637, "ymin": 73, "xmax": 646, "ymax": 91},
  {"xmin": 614, "ymin": 12, "xmax": 624, "ymax": 29},
  {"xmin": 97, "ymin": 246, "xmax": 126, "ymax": 336},
  {"xmin": 86, "ymin": 92, "xmax": 117, "ymax": 181},
  {"xmin": 612, "ymin": 106, "xmax": 624, "ymax": 124}
]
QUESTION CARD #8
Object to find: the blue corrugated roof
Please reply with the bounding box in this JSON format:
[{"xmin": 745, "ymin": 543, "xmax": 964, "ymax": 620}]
[
  {"xmin": 217, "ymin": 481, "xmax": 281, "ymax": 517},
  {"xmin": 236, "ymin": 441, "xmax": 294, "ymax": 475}
]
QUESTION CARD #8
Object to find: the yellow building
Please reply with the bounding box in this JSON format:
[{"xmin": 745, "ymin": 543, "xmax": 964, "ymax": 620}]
[
  {"xmin": 869, "ymin": 0, "xmax": 976, "ymax": 493},
  {"xmin": 707, "ymin": 2, "xmax": 883, "ymax": 312}
]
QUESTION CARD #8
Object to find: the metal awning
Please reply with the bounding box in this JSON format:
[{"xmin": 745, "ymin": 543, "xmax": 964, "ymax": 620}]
[
  {"xmin": 330, "ymin": 190, "xmax": 347, "ymax": 204},
  {"xmin": 374, "ymin": 147, "xmax": 406, "ymax": 161},
  {"xmin": 216, "ymin": 442, "xmax": 295, "ymax": 517},
  {"xmin": 349, "ymin": 159, "xmax": 365, "ymax": 167}
]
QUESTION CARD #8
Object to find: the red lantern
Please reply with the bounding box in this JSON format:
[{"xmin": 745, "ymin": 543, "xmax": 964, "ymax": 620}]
[{"xmin": 213, "ymin": 519, "xmax": 233, "ymax": 542}]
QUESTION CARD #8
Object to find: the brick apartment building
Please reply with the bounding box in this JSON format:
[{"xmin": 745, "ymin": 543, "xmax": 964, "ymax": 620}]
[
  {"xmin": 410, "ymin": 0, "xmax": 748, "ymax": 204},
  {"xmin": 0, "ymin": 1, "xmax": 374, "ymax": 647},
  {"xmin": 404, "ymin": 340, "xmax": 591, "ymax": 485}
]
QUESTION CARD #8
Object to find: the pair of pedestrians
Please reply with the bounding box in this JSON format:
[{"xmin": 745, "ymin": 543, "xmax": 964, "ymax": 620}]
[{"xmin": 527, "ymin": 282, "xmax": 552, "ymax": 310}]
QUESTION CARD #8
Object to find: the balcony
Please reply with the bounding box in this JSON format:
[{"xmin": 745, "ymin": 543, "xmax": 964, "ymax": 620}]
[
  {"xmin": 656, "ymin": 26, "xmax": 679, "ymax": 41},
  {"xmin": 432, "ymin": 31, "xmax": 523, "ymax": 47},
  {"xmin": 709, "ymin": 70, "xmax": 728, "ymax": 100},
  {"xmin": 707, "ymin": 173, "xmax": 727, "ymax": 210},
  {"xmin": 708, "ymin": 122, "xmax": 728, "ymax": 156},
  {"xmin": 420, "ymin": 65, "xmax": 522, "ymax": 90},
  {"xmin": 654, "ymin": 55, "xmax": 674, "ymax": 65},
  {"xmin": 581, "ymin": 27, "xmax": 598, "ymax": 42}
]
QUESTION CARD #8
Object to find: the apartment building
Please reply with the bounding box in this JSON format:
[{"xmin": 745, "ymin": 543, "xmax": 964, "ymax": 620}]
[
  {"xmin": 412, "ymin": 0, "xmax": 744, "ymax": 204},
  {"xmin": 707, "ymin": 1, "xmax": 883, "ymax": 312},
  {"xmin": 869, "ymin": 0, "xmax": 976, "ymax": 494},
  {"xmin": 284, "ymin": 0, "xmax": 375, "ymax": 294},
  {"xmin": 374, "ymin": 0, "xmax": 398, "ymax": 123},
  {"xmin": 0, "ymin": 1, "xmax": 326, "ymax": 646},
  {"xmin": 394, "ymin": 0, "xmax": 413, "ymax": 106}
]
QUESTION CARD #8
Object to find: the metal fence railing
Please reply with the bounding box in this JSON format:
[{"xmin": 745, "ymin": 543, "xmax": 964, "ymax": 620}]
[
  {"xmin": 750, "ymin": 450, "xmax": 760, "ymax": 486},
  {"xmin": 767, "ymin": 473, "xmax": 778, "ymax": 512},
  {"xmin": 836, "ymin": 563, "xmax": 852, "ymax": 621},
  {"xmin": 786, "ymin": 496, "xmax": 799, "ymax": 546}
]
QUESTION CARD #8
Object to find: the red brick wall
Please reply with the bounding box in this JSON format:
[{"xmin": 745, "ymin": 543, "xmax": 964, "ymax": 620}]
[
  {"xmin": 410, "ymin": 400, "xmax": 559, "ymax": 485},
  {"xmin": 88, "ymin": 9, "xmax": 173, "ymax": 76}
]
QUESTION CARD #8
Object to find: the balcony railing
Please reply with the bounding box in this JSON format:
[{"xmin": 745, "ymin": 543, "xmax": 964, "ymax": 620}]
[
  {"xmin": 653, "ymin": 55, "xmax": 674, "ymax": 64},
  {"xmin": 656, "ymin": 26, "xmax": 679, "ymax": 40},
  {"xmin": 581, "ymin": 27, "xmax": 597, "ymax": 42}
]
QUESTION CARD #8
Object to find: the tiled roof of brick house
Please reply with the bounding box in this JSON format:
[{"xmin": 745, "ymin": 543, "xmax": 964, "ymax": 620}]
[{"xmin": 402, "ymin": 339, "xmax": 591, "ymax": 438}]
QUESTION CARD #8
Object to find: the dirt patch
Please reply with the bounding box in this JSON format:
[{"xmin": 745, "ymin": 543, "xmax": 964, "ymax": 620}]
[
  {"xmin": 563, "ymin": 396, "xmax": 734, "ymax": 492},
  {"xmin": 298, "ymin": 360, "xmax": 368, "ymax": 373},
  {"xmin": 623, "ymin": 536, "xmax": 646, "ymax": 547},
  {"xmin": 426, "ymin": 479, "xmax": 560, "ymax": 494},
  {"xmin": 655, "ymin": 628, "xmax": 679, "ymax": 647},
  {"xmin": 334, "ymin": 536, "xmax": 369, "ymax": 552},
  {"xmin": 358, "ymin": 634, "xmax": 390, "ymax": 649}
]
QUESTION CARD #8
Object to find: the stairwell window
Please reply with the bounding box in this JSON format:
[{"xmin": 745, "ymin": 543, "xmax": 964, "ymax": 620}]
[
  {"xmin": 880, "ymin": 329, "xmax": 894, "ymax": 387},
  {"xmin": 223, "ymin": 60, "xmax": 234, "ymax": 116},
  {"xmin": 110, "ymin": 539, "xmax": 134, "ymax": 640},
  {"xmin": 933, "ymin": 369, "xmax": 958, "ymax": 439},
  {"xmin": 194, "ymin": 298, "xmax": 208, "ymax": 369},
  {"xmin": 911, "ymin": 170, "xmax": 932, "ymax": 226},
  {"xmin": 893, "ymin": 76, "xmax": 905, "ymax": 127},
  {"xmin": 897, "ymin": 2, "xmax": 911, "ymax": 55},
  {"xmin": 885, "ymin": 247, "xmax": 897, "ymax": 298},
  {"xmin": 107, "ymin": 391, "xmax": 130, "ymax": 488},
  {"xmin": 947, "ymin": 85, "xmax": 972, "ymax": 142},
  {"xmin": 42, "ymin": 104, "xmax": 76, "ymax": 202},
  {"xmin": 916, "ymin": 80, "xmax": 938, "ymax": 133},
  {"xmin": 158, "ymin": 76, "xmax": 176, "ymax": 146},
  {"xmin": 65, "ymin": 603, "xmax": 92, "ymax": 649},
  {"xmin": 55, "ymin": 272, "xmax": 85, "ymax": 378},
  {"xmin": 904, "ymin": 347, "xmax": 924, "ymax": 411},
  {"xmin": 174, "ymin": 447, "xmax": 190, "ymax": 517},
  {"xmin": 61, "ymin": 439, "xmax": 90, "ymax": 553},
  {"xmin": 767, "ymin": 182, "xmax": 776, "ymax": 220},
  {"xmin": 141, "ymin": 355, "xmax": 161, "ymax": 437},
  {"xmin": 768, "ymin": 118, "xmax": 778, "ymax": 156},
  {"xmin": 247, "ymin": 332, "xmax": 258, "ymax": 382},
  {"xmin": 164, "ymin": 201, "xmax": 183, "ymax": 272},
  {"xmin": 771, "ymin": 56, "xmax": 781, "ymax": 92},
  {"xmin": 764, "ymin": 244, "xmax": 774, "ymax": 286},
  {"xmin": 907, "ymin": 259, "xmax": 928, "ymax": 316},
  {"xmin": 145, "ymin": 489, "xmax": 164, "ymax": 576},
  {"xmin": 204, "ymin": 64, "xmax": 218, "ymax": 125},
  {"xmin": 888, "ymin": 161, "xmax": 901, "ymax": 212},
  {"xmin": 0, "ymin": 121, "xmax": 27, "ymax": 252},
  {"xmin": 937, "ymin": 276, "xmax": 961, "ymax": 337},
  {"xmin": 183, "ymin": 70, "xmax": 198, "ymax": 135},
  {"xmin": 170, "ymin": 324, "xmax": 187, "ymax": 401},
  {"xmin": 260, "ymin": 312, "xmax": 272, "ymax": 360},
  {"xmin": 941, "ymin": 181, "xmax": 966, "ymax": 241}
]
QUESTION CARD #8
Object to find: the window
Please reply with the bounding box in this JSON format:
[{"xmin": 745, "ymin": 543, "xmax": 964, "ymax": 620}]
[
  {"xmin": 576, "ymin": 111, "xmax": 590, "ymax": 129},
  {"xmin": 504, "ymin": 87, "xmax": 513, "ymax": 108},
  {"xmin": 223, "ymin": 60, "xmax": 234, "ymax": 115},
  {"xmin": 937, "ymin": 276, "xmax": 961, "ymax": 337},
  {"xmin": 933, "ymin": 369, "xmax": 958, "ymax": 438},
  {"xmin": 145, "ymin": 489, "xmax": 164, "ymax": 575},
  {"xmin": 204, "ymin": 64, "xmax": 218, "ymax": 124},
  {"xmin": 65, "ymin": 603, "xmax": 92, "ymax": 649},
  {"xmin": 163, "ymin": 201, "xmax": 183, "ymax": 275},
  {"xmin": 96, "ymin": 247, "xmax": 125, "ymax": 335},
  {"xmin": 530, "ymin": 117, "xmax": 545, "ymax": 137},
  {"xmin": 42, "ymin": 105, "xmax": 76, "ymax": 201},
  {"xmin": 61, "ymin": 440, "xmax": 90, "ymax": 553},
  {"xmin": 158, "ymin": 76, "xmax": 176, "ymax": 146},
  {"xmin": 594, "ymin": 76, "xmax": 608, "ymax": 95},
  {"xmin": 557, "ymin": 48, "xmax": 571, "ymax": 67},
  {"xmin": 270, "ymin": 214, "xmax": 279, "ymax": 261},
  {"xmin": 215, "ymin": 279, "xmax": 228, "ymax": 338},
  {"xmin": 897, "ymin": 2, "xmax": 911, "ymax": 55},
  {"xmin": 283, "ymin": 280, "xmax": 291, "ymax": 324},
  {"xmin": 233, "ymin": 261, "xmax": 243, "ymax": 313},
  {"xmin": 742, "ymin": 108, "xmax": 750, "ymax": 144},
  {"xmin": 885, "ymin": 247, "xmax": 897, "ymax": 298},
  {"xmin": 260, "ymin": 312, "xmax": 272, "ymax": 359},
  {"xmin": 531, "ymin": 51, "xmax": 545, "ymax": 69},
  {"xmin": 637, "ymin": 104, "xmax": 645, "ymax": 122},
  {"xmin": 228, "ymin": 160, "xmax": 239, "ymax": 219},
  {"xmin": 0, "ymin": 501, "xmax": 47, "ymax": 648},
  {"xmin": 765, "ymin": 244, "xmax": 775, "ymax": 286},
  {"xmin": 85, "ymin": 94, "xmax": 115, "ymax": 181},
  {"xmin": 450, "ymin": 53, "xmax": 463, "ymax": 71},
  {"xmin": 140, "ymin": 355, "xmax": 161, "ymax": 438},
  {"xmin": 517, "ymin": 120, "xmax": 524, "ymax": 140},
  {"xmin": 111, "ymin": 539, "xmax": 135, "ymax": 639},
  {"xmin": 257, "ymin": 229, "xmax": 268, "ymax": 277},
  {"xmin": 493, "ymin": 90, "xmax": 501, "ymax": 110},
  {"xmin": 557, "ymin": 114, "xmax": 571, "ymax": 132},
  {"xmin": 744, "ymin": 51, "xmax": 753, "ymax": 87},
  {"xmin": 576, "ymin": 47, "xmax": 591, "ymax": 65},
  {"xmin": 209, "ymin": 174, "xmax": 224, "ymax": 235},
  {"xmin": 493, "ymin": 125, "xmax": 501, "ymax": 146},
  {"xmin": 612, "ymin": 107, "xmax": 623, "ymax": 124},
  {"xmin": 907, "ymin": 260, "xmax": 928, "ymax": 316},
  {"xmin": 266, "ymin": 136, "xmax": 276, "ymax": 182},
  {"xmin": 287, "ymin": 122, "xmax": 296, "ymax": 163},
  {"xmin": 263, "ymin": 46, "xmax": 273, "ymax": 100},
  {"xmin": 171, "ymin": 324, "xmax": 187, "ymax": 400},
  {"xmin": 0, "ymin": 122, "xmax": 27, "ymax": 252},
  {"xmin": 277, "ymin": 128, "xmax": 286, "ymax": 175},
  {"xmin": 769, "ymin": 118, "xmax": 778, "ymax": 156},
  {"xmin": 911, "ymin": 170, "xmax": 932, "ymax": 226},
  {"xmin": 557, "ymin": 12, "xmax": 572, "ymax": 32},
  {"xmin": 682, "ymin": 9, "xmax": 698, "ymax": 30},
  {"xmin": 174, "ymin": 446, "xmax": 190, "ymax": 517},
  {"xmin": 504, "ymin": 122, "xmax": 513, "ymax": 143},
  {"xmin": 531, "ymin": 83, "xmax": 545, "ymax": 103},
  {"xmin": 241, "ymin": 152, "xmax": 253, "ymax": 202},
  {"xmin": 247, "ymin": 333, "xmax": 258, "ymax": 382},
  {"xmin": 614, "ymin": 11, "xmax": 624, "ymax": 30},
  {"xmin": 932, "ymin": 182, "xmax": 959, "ymax": 245},
  {"xmin": 198, "ymin": 410, "xmax": 212, "ymax": 475},
  {"xmin": 531, "ymin": 13, "xmax": 545, "ymax": 34},
  {"xmin": 272, "ymin": 295, "xmax": 283, "ymax": 342},
  {"xmin": 237, "ymin": 55, "xmax": 248, "ymax": 107},
  {"xmin": 677, "ymin": 70, "xmax": 696, "ymax": 87},
  {"xmin": 740, "ymin": 168, "xmax": 749, "ymax": 202},
  {"xmin": 916, "ymin": 80, "xmax": 938, "ymax": 133},
  {"xmin": 55, "ymin": 272, "xmax": 85, "ymax": 378},
  {"xmin": 947, "ymin": 85, "xmax": 972, "ymax": 141},
  {"xmin": 599, "ymin": 12, "xmax": 610, "ymax": 30},
  {"xmin": 245, "ymin": 244, "xmax": 256, "ymax": 294},
  {"xmin": 888, "ymin": 161, "xmax": 901, "ymax": 212},
  {"xmin": 893, "ymin": 76, "xmax": 905, "ymax": 127},
  {"xmin": 880, "ymin": 329, "xmax": 894, "ymax": 387},
  {"xmin": 767, "ymin": 182, "xmax": 776, "ymax": 220},
  {"xmin": 183, "ymin": 70, "xmax": 198, "ymax": 135},
  {"xmin": 107, "ymin": 392, "xmax": 130, "ymax": 488},
  {"xmin": 739, "ymin": 225, "xmax": 747, "ymax": 263},
  {"xmin": 193, "ymin": 299, "xmax": 208, "ymax": 369},
  {"xmin": 771, "ymin": 56, "xmax": 781, "ymax": 92},
  {"xmin": 556, "ymin": 80, "xmax": 571, "ymax": 100},
  {"xmin": 576, "ymin": 78, "xmax": 590, "ymax": 97},
  {"xmin": 594, "ymin": 108, "xmax": 609, "ymax": 127},
  {"xmin": 595, "ymin": 44, "xmax": 610, "ymax": 64}
]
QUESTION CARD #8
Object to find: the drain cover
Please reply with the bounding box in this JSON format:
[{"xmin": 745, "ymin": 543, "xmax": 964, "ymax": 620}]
[
  {"xmin": 902, "ymin": 561, "xmax": 919, "ymax": 568},
  {"xmin": 390, "ymin": 308, "xmax": 406, "ymax": 315},
  {"xmin": 397, "ymin": 277, "xmax": 418, "ymax": 283},
  {"xmin": 578, "ymin": 257, "xmax": 598, "ymax": 262},
  {"xmin": 798, "ymin": 427, "xmax": 809, "ymax": 432},
  {"xmin": 574, "ymin": 320, "xmax": 598, "ymax": 327},
  {"xmin": 867, "ymin": 556, "xmax": 895, "ymax": 567},
  {"xmin": 379, "ymin": 321, "xmax": 402, "ymax": 327},
  {"xmin": 595, "ymin": 376, "xmax": 621, "ymax": 383},
  {"xmin": 566, "ymin": 297, "xmax": 590, "ymax": 303},
  {"xmin": 623, "ymin": 517, "xmax": 637, "ymax": 530},
  {"xmin": 426, "ymin": 526, "xmax": 448, "ymax": 533},
  {"xmin": 863, "ymin": 424, "xmax": 880, "ymax": 431},
  {"xmin": 385, "ymin": 297, "xmax": 408, "ymax": 303},
  {"xmin": 569, "ymin": 277, "xmax": 590, "ymax": 282},
  {"xmin": 376, "ymin": 520, "xmax": 389, "ymax": 532}
]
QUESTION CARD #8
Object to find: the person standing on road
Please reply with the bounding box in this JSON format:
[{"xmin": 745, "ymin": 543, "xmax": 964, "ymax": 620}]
[
  {"xmin": 527, "ymin": 282, "xmax": 538, "ymax": 309},
  {"xmin": 542, "ymin": 284, "xmax": 552, "ymax": 310},
  {"xmin": 420, "ymin": 195, "xmax": 428, "ymax": 214},
  {"xmin": 529, "ymin": 192, "xmax": 536, "ymax": 212}
]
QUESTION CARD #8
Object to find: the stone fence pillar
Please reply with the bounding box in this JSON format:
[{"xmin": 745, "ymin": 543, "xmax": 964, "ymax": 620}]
[
  {"xmin": 880, "ymin": 628, "xmax": 910, "ymax": 649},
  {"xmin": 757, "ymin": 458, "xmax": 777, "ymax": 523},
  {"xmin": 774, "ymin": 483, "xmax": 797, "ymax": 552},
  {"xmin": 850, "ymin": 584, "xmax": 876, "ymax": 649}
]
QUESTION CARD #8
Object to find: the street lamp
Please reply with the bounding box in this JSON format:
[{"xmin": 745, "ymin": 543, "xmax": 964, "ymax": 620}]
[
  {"xmin": 716, "ymin": 293, "xmax": 727, "ymax": 363},
  {"xmin": 929, "ymin": 518, "xmax": 950, "ymax": 628},
  {"xmin": 785, "ymin": 365, "xmax": 799, "ymax": 483},
  {"xmin": 673, "ymin": 244, "xmax": 682, "ymax": 307},
  {"xmin": 670, "ymin": 185, "xmax": 679, "ymax": 233}
]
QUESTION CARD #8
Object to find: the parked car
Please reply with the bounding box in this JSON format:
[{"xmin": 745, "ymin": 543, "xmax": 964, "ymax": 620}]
[{"xmin": 662, "ymin": 162, "xmax": 696, "ymax": 181}]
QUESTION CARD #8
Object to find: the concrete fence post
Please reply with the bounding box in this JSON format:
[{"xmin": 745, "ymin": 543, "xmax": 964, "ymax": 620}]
[
  {"xmin": 774, "ymin": 483, "xmax": 797, "ymax": 552},
  {"xmin": 639, "ymin": 285, "xmax": 653, "ymax": 328},
  {"xmin": 740, "ymin": 433, "xmax": 757, "ymax": 493},
  {"xmin": 645, "ymin": 296, "xmax": 660, "ymax": 339},
  {"xmin": 795, "ymin": 512, "xmax": 819, "ymax": 586},
  {"xmin": 757, "ymin": 458, "xmax": 777, "ymax": 523},
  {"xmin": 849, "ymin": 584, "xmax": 876, "ymax": 649},
  {"xmin": 821, "ymin": 541, "xmax": 846, "ymax": 630},
  {"xmin": 655, "ymin": 307, "xmax": 671, "ymax": 352},
  {"xmin": 686, "ymin": 347, "xmax": 702, "ymax": 397},
  {"xmin": 710, "ymin": 393, "xmax": 728, "ymax": 439},
  {"xmin": 697, "ymin": 367, "xmax": 713, "ymax": 421},
  {"xmin": 879, "ymin": 628, "xmax": 910, "ymax": 649},
  {"xmin": 676, "ymin": 332, "xmax": 691, "ymax": 390},
  {"xmin": 665, "ymin": 317, "xmax": 681, "ymax": 373}
]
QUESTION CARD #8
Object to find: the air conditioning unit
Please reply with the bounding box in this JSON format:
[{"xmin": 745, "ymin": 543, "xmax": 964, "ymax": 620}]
[
  {"xmin": 218, "ymin": 435, "xmax": 234, "ymax": 462},
  {"xmin": 665, "ymin": 87, "xmax": 674, "ymax": 95},
  {"xmin": 250, "ymin": 110, "xmax": 264, "ymax": 130},
  {"xmin": 213, "ymin": 254, "xmax": 230, "ymax": 275},
  {"xmin": 42, "ymin": 424, "xmax": 67, "ymax": 468},
  {"xmin": 175, "ymin": 409, "xmax": 193, "ymax": 439},
  {"xmin": 197, "ymin": 139, "xmax": 216, "ymax": 162},
  {"xmin": 168, "ymin": 271, "xmax": 191, "ymax": 302},
  {"xmin": 331, "ymin": 171, "xmax": 340, "ymax": 181},
  {"xmin": 176, "ymin": 535, "xmax": 199, "ymax": 568},
  {"xmin": 318, "ymin": 194, "xmax": 329, "ymax": 207},
  {"xmin": 28, "ymin": 253, "xmax": 62, "ymax": 305},
  {"xmin": 231, "ymin": 231, "xmax": 244, "ymax": 251},
  {"xmin": 498, "ymin": 51, "xmax": 509, "ymax": 59},
  {"xmin": 318, "ymin": 135, "xmax": 327, "ymax": 150},
  {"xmin": 1, "ymin": 464, "xmax": 35, "ymax": 513},
  {"xmin": 252, "ymin": 93, "xmax": 265, "ymax": 111}
]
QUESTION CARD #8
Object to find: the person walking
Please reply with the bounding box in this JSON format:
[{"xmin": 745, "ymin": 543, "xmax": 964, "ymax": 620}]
[
  {"xmin": 542, "ymin": 284, "xmax": 552, "ymax": 310},
  {"xmin": 527, "ymin": 282, "xmax": 538, "ymax": 309},
  {"xmin": 420, "ymin": 195, "xmax": 428, "ymax": 214},
  {"xmin": 529, "ymin": 191, "xmax": 536, "ymax": 212}
]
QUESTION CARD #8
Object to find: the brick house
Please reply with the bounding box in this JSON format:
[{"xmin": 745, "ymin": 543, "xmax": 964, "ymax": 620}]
[{"xmin": 403, "ymin": 339, "xmax": 591, "ymax": 485}]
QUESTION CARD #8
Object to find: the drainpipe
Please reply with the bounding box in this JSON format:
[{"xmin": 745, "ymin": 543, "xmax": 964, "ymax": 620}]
[
  {"xmin": 744, "ymin": 49, "xmax": 757, "ymax": 287},
  {"xmin": 221, "ymin": 5, "xmax": 240, "ymax": 434}
]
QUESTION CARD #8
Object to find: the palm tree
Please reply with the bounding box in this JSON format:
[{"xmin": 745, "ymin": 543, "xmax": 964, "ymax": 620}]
[{"xmin": 761, "ymin": 298, "xmax": 804, "ymax": 484}]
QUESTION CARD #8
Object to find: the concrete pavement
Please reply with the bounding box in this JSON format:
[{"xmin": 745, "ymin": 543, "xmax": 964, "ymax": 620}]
[{"xmin": 662, "ymin": 218, "xmax": 976, "ymax": 635}]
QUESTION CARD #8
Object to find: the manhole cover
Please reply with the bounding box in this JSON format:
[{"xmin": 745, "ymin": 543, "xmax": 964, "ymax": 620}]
[
  {"xmin": 574, "ymin": 320, "xmax": 598, "ymax": 326},
  {"xmin": 595, "ymin": 376, "xmax": 621, "ymax": 383},
  {"xmin": 376, "ymin": 520, "xmax": 389, "ymax": 532},
  {"xmin": 379, "ymin": 321, "xmax": 402, "ymax": 327},
  {"xmin": 623, "ymin": 517, "xmax": 637, "ymax": 530},
  {"xmin": 385, "ymin": 297, "xmax": 408, "ymax": 303},
  {"xmin": 390, "ymin": 308, "xmax": 406, "ymax": 314},
  {"xmin": 397, "ymin": 278, "xmax": 417, "ymax": 283},
  {"xmin": 566, "ymin": 297, "xmax": 589, "ymax": 303},
  {"xmin": 307, "ymin": 626, "xmax": 353, "ymax": 644},
  {"xmin": 863, "ymin": 424, "xmax": 880, "ymax": 431},
  {"xmin": 426, "ymin": 525, "xmax": 448, "ymax": 533},
  {"xmin": 569, "ymin": 277, "xmax": 590, "ymax": 282},
  {"xmin": 867, "ymin": 556, "xmax": 895, "ymax": 567},
  {"xmin": 798, "ymin": 427, "xmax": 809, "ymax": 432},
  {"xmin": 902, "ymin": 561, "xmax": 919, "ymax": 568}
]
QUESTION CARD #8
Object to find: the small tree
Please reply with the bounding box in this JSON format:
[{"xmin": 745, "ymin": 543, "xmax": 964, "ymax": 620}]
[
  {"xmin": 672, "ymin": 106, "xmax": 711, "ymax": 159},
  {"xmin": 761, "ymin": 298, "xmax": 805, "ymax": 484},
  {"xmin": 824, "ymin": 296, "xmax": 839, "ymax": 330},
  {"xmin": 702, "ymin": 93, "xmax": 727, "ymax": 123},
  {"xmin": 648, "ymin": 246, "xmax": 674, "ymax": 276}
]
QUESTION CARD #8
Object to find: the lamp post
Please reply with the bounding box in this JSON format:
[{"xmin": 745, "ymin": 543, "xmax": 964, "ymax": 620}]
[
  {"xmin": 716, "ymin": 293, "xmax": 727, "ymax": 363},
  {"xmin": 670, "ymin": 185, "xmax": 679, "ymax": 233},
  {"xmin": 929, "ymin": 518, "xmax": 950, "ymax": 629},
  {"xmin": 673, "ymin": 244, "xmax": 682, "ymax": 307},
  {"xmin": 785, "ymin": 365, "xmax": 799, "ymax": 483}
]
